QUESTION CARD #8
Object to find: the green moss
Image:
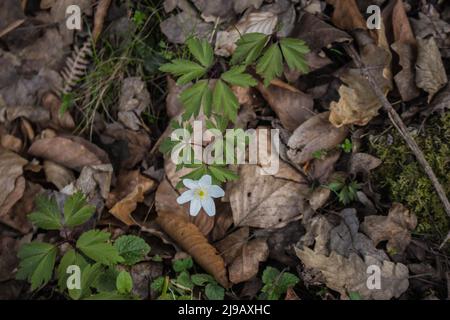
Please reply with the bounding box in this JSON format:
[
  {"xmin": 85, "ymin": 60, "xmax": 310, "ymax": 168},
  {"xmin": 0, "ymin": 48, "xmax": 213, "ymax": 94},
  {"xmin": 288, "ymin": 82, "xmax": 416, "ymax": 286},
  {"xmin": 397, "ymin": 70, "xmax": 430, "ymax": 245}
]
[{"xmin": 369, "ymin": 113, "xmax": 450, "ymax": 238}]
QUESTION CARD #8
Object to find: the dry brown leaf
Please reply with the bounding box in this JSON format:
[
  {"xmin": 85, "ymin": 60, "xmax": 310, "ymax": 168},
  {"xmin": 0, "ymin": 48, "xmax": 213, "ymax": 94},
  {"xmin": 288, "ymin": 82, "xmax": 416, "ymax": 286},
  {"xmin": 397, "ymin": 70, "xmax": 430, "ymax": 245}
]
[
  {"xmin": 0, "ymin": 150, "xmax": 28, "ymax": 215},
  {"xmin": 228, "ymin": 238, "xmax": 269, "ymax": 284},
  {"xmin": 361, "ymin": 203, "xmax": 417, "ymax": 254},
  {"xmin": 287, "ymin": 112, "xmax": 348, "ymax": 165},
  {"xmin": 28, "ymin": 135, "xmax": 110, "ymax": 171},
  {"xmin": 326, "ymin": 0, "xmax": 368, "ymax": 32},
  {"xmin": 215, "ymin": 227, "xmax": 250, "ymax": 265},
  {"xmin": 211, "ymin": 206, "xmax": 234, "ymax": 242},
  {"xmin": 415, "ymin": 37, "xmax": 448, "ymax": 102},
  {"xmin": 156, "ymin": 211, "xmax": 229, "ymax": 288},
  {"xmin": 349, "ymin": 153, "xmax": 382, "ymax": 176},
  {"xmin": 257, "ymin": 83, "xmax": 314, "ymax": 131},
  {"xmin": 227, "ymin": 163, "xmax": 311, "ymax": 229},
  {"xmin": 92, "ymin": 0, "xmax": 112, "ymax": 43},
  {"xmin": 41, "ymin": 92, "xmax": 75, "ymax": 130},
  {"xmin": 108, "ymin": 171, "xmax": 156, "ymax": 226},
  {"xmin": 43, "ymin": 160, "xmax": 75, "ymax": 190},
  {"xmin": 118, "ymin": 77, "xmax": 150, "ymax": 131},
  {"xmin": 1, "ymin": 134, "xmax": 22, "ymax": 153},
  {"xmin": 425, "ymin": 83, "xmax": 450, "ymax": 115},
  {"xmin": 329, "ymin": 28, "xmax": 392, "ymax": 127}
]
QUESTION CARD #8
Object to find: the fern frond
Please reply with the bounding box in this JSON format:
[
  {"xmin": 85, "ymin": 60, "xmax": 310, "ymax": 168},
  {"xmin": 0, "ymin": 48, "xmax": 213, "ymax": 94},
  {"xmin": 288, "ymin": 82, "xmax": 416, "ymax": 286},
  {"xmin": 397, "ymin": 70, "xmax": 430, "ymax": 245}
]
[{"xmin": 60, "ymin": 40, "xmax": 92, "ymax": 95}]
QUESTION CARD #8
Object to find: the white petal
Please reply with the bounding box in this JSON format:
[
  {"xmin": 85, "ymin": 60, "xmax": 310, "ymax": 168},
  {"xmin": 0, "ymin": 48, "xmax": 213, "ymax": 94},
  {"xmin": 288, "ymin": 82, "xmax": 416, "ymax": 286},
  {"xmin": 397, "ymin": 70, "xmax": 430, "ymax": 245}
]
[
  {"xmin": 183, "ymin": 179, "xmax": 198, "ymax": 190},
  {"xmin": 201, "ymin": 197, "xmax": 216, "ymax": 216},
  {"xmin": 176, "ymin": 189, "xmax": 194, "ymax": 204},
  {"xmin": 207, "ymin": 185, "xmax": 225, "ymax": 198},
  {"xmin": 198, "ymin": 175, "xmax": 212, "ymax": 188},
  {"xmin": 189, "ymin": 198, "xmax": 202, "ymax": 216}
]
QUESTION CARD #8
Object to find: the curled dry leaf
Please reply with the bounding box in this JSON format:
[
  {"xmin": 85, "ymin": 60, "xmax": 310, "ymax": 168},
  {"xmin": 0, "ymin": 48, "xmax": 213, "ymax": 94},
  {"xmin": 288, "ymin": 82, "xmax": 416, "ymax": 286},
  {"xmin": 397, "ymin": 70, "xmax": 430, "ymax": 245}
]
[
  {"xmin": 41, "ymin": 92, "xmax": 75, "ymax": 130},
  {"xmin": 28, "ymin": 135, "xmax": 110, "ymax": 171},
  {"xmin": 92, "ymin": 0, "xmax": 112, "ymax": 43},
  {"xmin": 385, "ymin": 0, "xmax": 420, "ymax": 101},
  {"xmin": 425, "ymin": 83, "xmax": 450, "ymax": 115},
  {"xmin": 156, "ymin": 211, "xmax": 229, "ymax": 288},
  {"xmin": 43, "ymin": 160, "xmax": 75, "ymax": 190},
  {"xmin": 287, "ymin": 112, "xmax": 348, "ymax": 165},
  {"xmin": 415, "ymin": 37, "xmax": 448, "ymax": 102},
  {"xmin": 257, "ymin": 83, "xmax": 314, "ymax": 132},
  {"xmin": 228, "ymin": 238, "xmax": 269, "ymax": 285},
  {"xmin": 108, "ymin": 171, "xmax": 156, "ymax": 226},
  {"xmin": 326, "ymin": 0, "xmax": 368, "ymax": 32},
  {"xmin": 361, "ymin": 203, "xmax": 417, "ymax": 254},
  {"xmin": 227, "ymin": 163, "xmax": 311, "ymax": 229},
  {"xmin": 215, "ymin": 12, "xmax": 278, "ymax": 57},
  {"xmin": 329, "ymin": 28, "xmax": 392, "ymax": 127},
  {"xmin": 160, "ymin": 11, "xmax": 213, "ymax": 44}
]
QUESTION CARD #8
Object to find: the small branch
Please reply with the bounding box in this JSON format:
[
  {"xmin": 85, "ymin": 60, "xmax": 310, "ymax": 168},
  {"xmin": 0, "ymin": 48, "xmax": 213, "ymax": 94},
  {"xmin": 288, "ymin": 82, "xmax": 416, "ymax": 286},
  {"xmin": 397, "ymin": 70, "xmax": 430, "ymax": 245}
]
[{"xmin": 344, "ymin": 44, "xmax": 450, "ymax": 247}]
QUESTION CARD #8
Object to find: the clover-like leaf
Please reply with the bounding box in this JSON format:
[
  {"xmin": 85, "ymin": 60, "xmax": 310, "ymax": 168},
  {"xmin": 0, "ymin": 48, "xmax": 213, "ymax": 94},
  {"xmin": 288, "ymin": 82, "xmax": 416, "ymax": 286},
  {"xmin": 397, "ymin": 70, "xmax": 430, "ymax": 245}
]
[
  {"xmin": 279, "ymin": 38, "xmax": 310, "ymax": 74},
  {"xmin": 180, "ymin": 80, "xmax": 213, "ymax": 119},
  {"xmin": 159, "ymin": 59, "xmax": 206, "ymax": 85},
  {"xmin": 221, "ymin": 66, "xmax": 257, "ymax": 87},
  {"xmin": 231, "ymin": 33, "xmax": 269, "ymax": 66},
  {"xmin": 186, "ymin": 37, "xmax": 214, "ymax": 68},
  {"xmin": 16, "ymin": 242, "xmax": 57, "ymax": 290},
  {"xmin": 63, "ymin": 192, "xmax": 95, "ymax": 228},
  {"xmin": 256, "ymin": 43, "xmax": 283, "ymax": 86},
  {"xmin": 28, "ymin": 195, "xmax": 62, "ymax": 230},
  {"xmin": 76, "ymin": 230, "xmax": 124, "ymax": 265},
  {"xmin": 213, "ymin": 79, "xmax": 239, "ymax": 123}
]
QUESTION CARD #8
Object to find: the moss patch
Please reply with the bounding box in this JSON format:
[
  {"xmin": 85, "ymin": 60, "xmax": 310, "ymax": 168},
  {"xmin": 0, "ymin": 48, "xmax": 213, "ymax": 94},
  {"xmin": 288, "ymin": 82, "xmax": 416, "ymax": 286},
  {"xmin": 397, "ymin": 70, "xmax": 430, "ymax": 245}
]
[{"xmin": 369, "ymin": 113, "xmax": 450, "ymax": 238}]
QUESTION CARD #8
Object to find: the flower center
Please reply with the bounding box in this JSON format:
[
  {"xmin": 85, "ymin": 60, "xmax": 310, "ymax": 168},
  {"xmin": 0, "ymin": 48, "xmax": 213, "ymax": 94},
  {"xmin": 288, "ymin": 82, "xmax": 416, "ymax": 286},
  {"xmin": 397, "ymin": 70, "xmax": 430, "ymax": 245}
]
[{"xmin": 196, "ymin": 188, "xmax": 207, "ymax": 199}]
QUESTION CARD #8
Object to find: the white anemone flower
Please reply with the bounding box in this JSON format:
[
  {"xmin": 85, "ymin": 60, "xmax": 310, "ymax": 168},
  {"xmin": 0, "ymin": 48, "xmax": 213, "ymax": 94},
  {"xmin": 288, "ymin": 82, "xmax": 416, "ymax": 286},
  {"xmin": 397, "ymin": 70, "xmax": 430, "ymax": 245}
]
[{"xmin": 176, "ymin": 175, "xmax": 225, "ymax": 217}]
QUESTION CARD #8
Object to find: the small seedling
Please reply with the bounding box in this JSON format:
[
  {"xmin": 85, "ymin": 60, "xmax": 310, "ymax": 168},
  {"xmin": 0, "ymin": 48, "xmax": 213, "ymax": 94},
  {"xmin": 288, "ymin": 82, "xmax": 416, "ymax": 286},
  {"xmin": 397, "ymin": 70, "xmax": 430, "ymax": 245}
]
[{"xmin": 259, "ymin": 266, "xmax": 299, "ymax": 300}]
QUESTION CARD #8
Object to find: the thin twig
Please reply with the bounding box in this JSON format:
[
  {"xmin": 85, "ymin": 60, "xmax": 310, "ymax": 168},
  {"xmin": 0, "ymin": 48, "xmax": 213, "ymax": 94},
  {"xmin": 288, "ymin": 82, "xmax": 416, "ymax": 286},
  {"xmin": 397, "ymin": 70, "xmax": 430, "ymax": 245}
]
[{"xmin": 344, "ymin": 44, "xmax": 450, "ymax": 248}]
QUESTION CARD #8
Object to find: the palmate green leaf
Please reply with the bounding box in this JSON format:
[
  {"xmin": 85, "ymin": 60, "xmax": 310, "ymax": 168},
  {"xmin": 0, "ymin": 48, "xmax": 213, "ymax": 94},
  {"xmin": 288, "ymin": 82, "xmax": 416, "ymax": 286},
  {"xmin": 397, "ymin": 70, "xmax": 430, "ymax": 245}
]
[
  {"xmin": 208, "ymin": 165, "xmax": 238, "ymax": 183},
  {"xmin": 173, "ymin": 257, "xmax": 193, "ymax": 273},
  {"xmin": 57, "ymin": 249, "xmax": 88, "ymax": 291},
  {"xmin": 76, "ymin": 230, "xmax": 124, "ymax": 266},
  {"xmin": 231, "ymin": 33, "xmax": 269, "ymax": 66},
  {"xmin": 114, "ymin": 235, "xmax": 150, "ymax": 266},
  {"xmin": 262, "ymin": 266, "xmax": 280, "ymax": 285},
  {"xmin": 159, "ymin": 59, "xmax": 206, "ymax": 85},
  {"xmin": 69, "ymin": 262, "xmax": 104, "ymax": 300},
  {"xmin": 63, "ymin": 192, "xmax": 95, "ymax": 228},
  {"xmin": 176, "ymin": 271, "xmax": 194, "ymax": 290},
  {"xmin": 256, "ymin": 43, "xmax": 283, "ymax": 86},
  {"xmin": 279, "ymin": 38, "xmax": 310, "ymax": 74},
  {"xmin": 221, "ymin": 66, "xmax": 257, "ymax": 87},
  {"xmin": 186, "ymin": 37, "xmax": 214, "ymax": 68},
  {"xmin": 213, "ymin": 79, "xmax": 239, "ymax": 123},
  {"xmin": 28, "ymin": 195, "xmax": 62, "ymax": 230},
  {"xmin": 191, "ymin": 273, "xmax": 215, "ymax": 286},
  {"xmin": 180, "ymin": 80, "xmax": 213, "ymax": 119},
  {"xmin": 16, "ymin": 242, "xmax": 57, "ymax": 290}
]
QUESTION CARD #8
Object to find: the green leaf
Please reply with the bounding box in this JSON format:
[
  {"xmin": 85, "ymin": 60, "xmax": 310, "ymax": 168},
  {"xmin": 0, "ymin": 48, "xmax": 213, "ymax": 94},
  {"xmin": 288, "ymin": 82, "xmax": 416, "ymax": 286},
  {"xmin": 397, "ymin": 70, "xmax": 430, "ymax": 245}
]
[
  {"xmin": 159, "ymin": 59, "xmax": 206, "ymax": 85},
  {"xmin": 180, "ymin": 80, "xmax": 213, "ymax": 119},
  {"xmin": 208, "ymin": 165, "xmax": 238, "ymax": 183},
  {"xmin": 69, "ymin": 262, "xmax": 104, "ymax": 300},
  {"xmin": 76, "ymin": 230, "xmax": 124, "ymax": 265},
  {"xmin": 349, "ymin": 291, "xmax": 362, "ymax": 300},
  {"xmin": 114, "ymin": 235, "xmax": 150, "ymax": 266},
  {"xmin": 59, "ymin": 93, "xmax": 74, "ymax": 115},
  {"xmin": 262, "ymin": 266, "xmax": 280, "ymax": 285},
  {"xmin": 186, "ymin": 37, "xmax": 214, "ymax": 68},
  {"xmin": 256, "ymin": 43, "xmax": 283, "ymax": 86},
  {"xmin": 205, "ymin": 283, "xmax": 225, "ymax": 300},
  {"xmin": 340, "ymin": 138, "xmax": 353, "ymax": 153},
  {"xmin": 16, "ymin": 242, "xmax": 57, "ymax": 290},
  {"xmin": 151, "ymin": 276, "xmax": 165, "ymax": 293},
  {"xmin": 279, "ymin": 38, "xmax": 310, "ymax": 74},
  {"xmin": 176, "ymin": 271, "xmax": 193, "ymax": 290},
  {"xmin": 221, "ymin": 66, "xmax": 257, "ymax": 87},
  {"xmin": 278, "ymin": 272, "xmax": 300, "ymax": 292},
  {"xmin": 28, "ymin": 195, "xmax": 62, "ymax": 230},
  {"xmin": 57, "ymin": 249, "xmax": 88, "ymax": 291},
  {"xmin": 116, "ymin": 271, "xmax": 133, "ymax": 294},
  {"xmin": 85, "ymin": 291, "xmax": 134, "ymax": 300},
  {"xmin": 63, "ymin": 192, "xmax": 95, "ymax": 228},
  {"xmin": 328, "ymin": 181, "xmax": 344, "ymax": 193},
  {"xmin": 172, "ymin": 257, "xmax": 193, "ymax": 273},
  {"xmin": 94, "ymin": 267, "xmax": 120, "ymax": 292},
  {"xmin": 213, "ymin": 79, "xmax": 239, "ymax": 123},
  {"xmin": 191, "ymin": 273, "xmax": 215, "ymax": 286},
  {"xmin": 231, "ymin": 33, "xmax": 269, "ymax": 66}
]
